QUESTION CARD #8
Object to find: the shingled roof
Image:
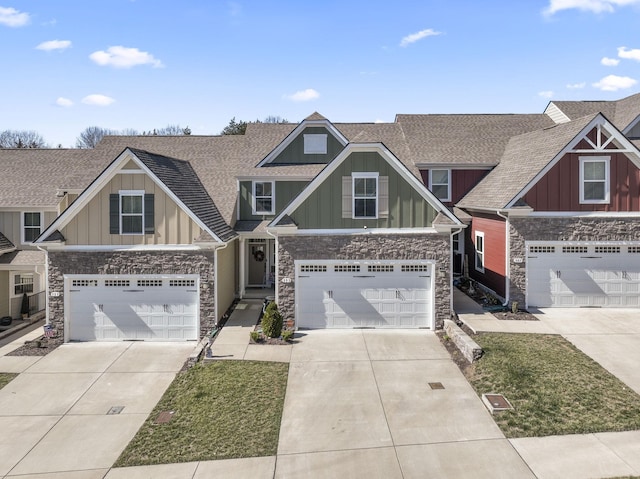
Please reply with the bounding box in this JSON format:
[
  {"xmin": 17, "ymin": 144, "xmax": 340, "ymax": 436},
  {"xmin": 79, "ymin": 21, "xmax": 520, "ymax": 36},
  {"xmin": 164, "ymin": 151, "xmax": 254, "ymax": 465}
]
[
  {"xmin": 457, "ymin": 115, "xmax": 596, "ymax": 210},
  {"xmin": 0, "ymin": 232, "xmax": 15, "ymax": 253},
  {"xmin": 129, "ymin": 148, "xmax": 237, "ymax": 243},
  {"xmin": 395, "ymin": 114, "xmax": 555, "ymax": 166},
  {"xmin": 549, "ymin": 92, "xmax": 640, "ymax": 130}
]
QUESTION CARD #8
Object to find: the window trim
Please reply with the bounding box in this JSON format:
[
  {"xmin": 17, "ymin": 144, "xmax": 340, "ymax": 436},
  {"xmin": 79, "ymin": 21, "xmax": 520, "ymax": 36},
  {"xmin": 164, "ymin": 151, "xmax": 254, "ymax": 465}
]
[
  {"xmin": 429, "ymin": 168, "xmax": 451, "ymax": 202},
  {"xmin": 303, "ymin": 134, "xmax": 328, "ymax": 154},
  {"xmin": 252, "ymin": 181, "xmax": 275, "ymax": 215},
  {"xmin": 475, "ymin": 231, "xmax": 485, "ymax": 273},
  {"xmin": 352, "ymin": 172, "xmax": 379, "ymax": 219},
  {"xmin": 579, "ymin": 156, "xmax": 610, "ymax": 204},
  {"xmin": 13, "ymin": 273, "xmax": 34, "ymax": 296},
  {"xmin": 21, "ymin": 211, "xmax": 44, "ymax": 244},
  {"xmin": 119, "ymin": 190, "xmax": 145, "ymax": 235}
]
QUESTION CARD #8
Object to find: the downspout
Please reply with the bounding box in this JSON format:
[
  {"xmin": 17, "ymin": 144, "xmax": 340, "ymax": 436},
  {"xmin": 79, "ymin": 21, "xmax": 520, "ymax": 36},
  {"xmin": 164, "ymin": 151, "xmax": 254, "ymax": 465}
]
[
  {"xmin": 449, "ymin": 227, "xmax": 464, "ymax": 317},
  {"xmin": 36, "ymin": 245, "xmax": 49, "ymax": 328},
  {"xmin": 496, "ymin": 210, "xmax": 510, "ymax": 307}
]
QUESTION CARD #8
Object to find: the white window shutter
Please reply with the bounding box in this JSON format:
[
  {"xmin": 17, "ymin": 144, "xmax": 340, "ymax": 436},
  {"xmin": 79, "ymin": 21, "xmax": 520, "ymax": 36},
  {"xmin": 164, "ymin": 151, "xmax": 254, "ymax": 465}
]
[
  {"xmin": 379, "ymin": 176, "xmax": 389, "ymax": 218},
  {"xmin": 342, "ymin": 176, "xmax": 352, "ymax": 218}
]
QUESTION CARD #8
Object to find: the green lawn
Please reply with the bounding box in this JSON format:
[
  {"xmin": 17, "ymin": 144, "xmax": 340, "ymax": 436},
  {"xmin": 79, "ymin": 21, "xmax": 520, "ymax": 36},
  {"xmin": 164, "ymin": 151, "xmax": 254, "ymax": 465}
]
[
  {"xmin": 115, "ymin": 360, "xmax": 289, "ymax": 467},
  {"xmin": 466, "ymin": 333, "xmax": 640, "ymax": 438},
  {"xmin": 0, "ymin": 373, "xmax": 17, "ymax": 390}
]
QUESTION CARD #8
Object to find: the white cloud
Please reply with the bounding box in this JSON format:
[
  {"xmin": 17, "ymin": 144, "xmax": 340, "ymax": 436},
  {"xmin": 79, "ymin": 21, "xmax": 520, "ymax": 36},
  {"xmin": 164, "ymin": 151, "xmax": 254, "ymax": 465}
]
[
  {"xmin": 55, "ymin": 97, "xmax": 73, "ymax": 107},
  {"xmin": 618, "ymin": 46, "xmax": 640, "ymax": 61},
  {"xmin": 89, "ymin": 46, "xmax": 163, "ymax": 68},
  {"xmin": 0, "ymin": 6, "xmax": 30, "ymax": 27},
  {"xmin": 400, "ymin": 28, "xmax": 441, "ymax": 47},
  {"xmin": 593, "ymin": 74, "xmax": 637, "ymax": 91},
  {"xmin": 538, "ymin": 90, "xmax": 554, "ymax": 98},
  {"xmin": 284, "ymin": 89, "xmax": 320, "ymax": 102},
  {"xmin": 566, "ymin": 82, "xmax": 586, "ymax": 89},
  {"xmin": 36, "ymin": 40, "xmax": 71, "ymax": 51},
  {"xmin": 375, "ymin": 119, "xmax": 385, "ymax": 123},
  {"xmin": 82, "ymin": 94, "xmax": 115, "ymax": 106},
  {"xmin": 601, "ymin": 56, "xmax": 620, "ymax": 66},
  {"xmin": 544, "ymin": 0, "xmax": 640, "ymax": 15}
]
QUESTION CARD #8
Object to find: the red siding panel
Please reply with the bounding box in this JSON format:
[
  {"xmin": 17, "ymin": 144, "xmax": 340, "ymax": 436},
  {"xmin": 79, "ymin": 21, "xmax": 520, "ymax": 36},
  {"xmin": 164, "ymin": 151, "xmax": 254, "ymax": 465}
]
[
  {"xmin": 524, "ymin": 152, "xmax": 640, "ymax": 212},
  {"xmin": 467, "ymin": 214, "xmax": 506, "ymax": 297},
  {"xmin": 419, "ymin": 169, "xmax": 490, "ymax": 206}
]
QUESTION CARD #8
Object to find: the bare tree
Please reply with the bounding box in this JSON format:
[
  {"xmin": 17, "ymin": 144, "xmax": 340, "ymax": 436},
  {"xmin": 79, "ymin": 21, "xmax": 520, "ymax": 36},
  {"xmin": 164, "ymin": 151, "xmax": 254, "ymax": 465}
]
[
  {"xmin": 0, "ymin": 130, "xmax": 48, "ymax": 148},
  {"xmin": 75, "ymin": 126, "xmax": 118, "ymax": 149},
  {"xmin": 262, "ymin": 115, "xmax": 288, "ymax": 124},
  {"xmin": 152, "ymin": 124, "xmax": 191, "ymax": 135}
]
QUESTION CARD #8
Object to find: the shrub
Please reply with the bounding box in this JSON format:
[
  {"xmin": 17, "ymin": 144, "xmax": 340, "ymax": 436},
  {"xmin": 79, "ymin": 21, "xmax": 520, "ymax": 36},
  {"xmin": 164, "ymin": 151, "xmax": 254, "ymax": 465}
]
[
  {"xmin": 261, "ymin": 302, "xmax": 283, "ymax": 338},
  {"xmin": 249, "ymin": 331, "xmax": 261, "ymax": 343},
  {"xmin": 281, "ymin": 329, "xmax": 294, "ymax": 342}
]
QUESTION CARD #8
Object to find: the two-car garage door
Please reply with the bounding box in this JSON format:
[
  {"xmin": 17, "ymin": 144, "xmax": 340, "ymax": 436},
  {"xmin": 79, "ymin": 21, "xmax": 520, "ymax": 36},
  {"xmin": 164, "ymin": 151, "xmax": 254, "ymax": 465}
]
[
  {"xmin": 65, "ymin": 275, "xmax": 199, "ymax": 341},
  {"xmin": 296, "ymin": 260, "xmax": 434, "ymax": 329},
  {"xmin": 527, "ymin": 243, "xmax": 640, "ymax": 307}
]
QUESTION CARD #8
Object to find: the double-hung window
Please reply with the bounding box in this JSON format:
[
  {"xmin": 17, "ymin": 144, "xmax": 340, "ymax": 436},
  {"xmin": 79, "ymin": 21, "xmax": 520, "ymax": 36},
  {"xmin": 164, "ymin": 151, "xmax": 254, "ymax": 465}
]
[
  {"xmin": 253, "ymin": 181, "xmax": 275, "ymax": 215},
  {"xmin": 429, "ymin": 169, "xmax": 451, "ymax": 202},
  {"xmin": 120, "ymin": 191, "xmax": 144, "ymax": 234},
  {"xmin": 580, "ymin": 156, "xmax": 609, "ymax": 204},
  {"xmin": 475, "ymin": 232, "xmax": 485, "ymax": 273},
  {"xmin": 14, "ymin": 274, "xmax": 34, "ymax": 295},
  {"xmin": 353, "ymin": 173, "xmax": 378, "ymax": 219},
  {"xmin": 22, "ymin": 212, "xmax": 43, "ymax": 244}
]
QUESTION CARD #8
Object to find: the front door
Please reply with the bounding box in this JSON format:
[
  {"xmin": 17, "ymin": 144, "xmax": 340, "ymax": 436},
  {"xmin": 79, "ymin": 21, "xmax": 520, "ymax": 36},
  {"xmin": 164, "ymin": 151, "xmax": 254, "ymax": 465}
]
[{"xmin": 248, "ymin": 242, "xmax": 267, "ymax": 285}]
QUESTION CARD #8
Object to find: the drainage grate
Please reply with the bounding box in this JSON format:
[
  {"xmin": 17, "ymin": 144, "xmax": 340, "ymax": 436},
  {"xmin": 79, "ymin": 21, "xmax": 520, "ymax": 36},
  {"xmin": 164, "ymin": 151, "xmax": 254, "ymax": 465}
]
[
  {"xmin": 155, "ymin": 410, "xmax": 175, "ymax": 424},
  {"xmin": 107, "ymin": 406, "xmax": 124, "ymax": 415},
  {"xmin": 429, "ymin": 382, "xmax": 445, "ymax": 390},
  {"xmin": 482, "ymin": 394, "xmax": 513, "ymax": 414}
]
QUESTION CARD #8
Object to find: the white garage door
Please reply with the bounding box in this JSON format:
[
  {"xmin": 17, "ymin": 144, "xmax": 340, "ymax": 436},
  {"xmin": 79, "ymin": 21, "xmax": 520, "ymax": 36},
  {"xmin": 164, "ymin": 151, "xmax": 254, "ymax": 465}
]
[
  {"xmin": 295, "ymin": 261, "xmax": 433, "ymax": 329},
  {"xmin": 527, "ymin": 243, "xmax": 640, "ymax": 308},
  {"xmin": 66, "ymin": 275, "xmax": 199, "ymax": 341}
]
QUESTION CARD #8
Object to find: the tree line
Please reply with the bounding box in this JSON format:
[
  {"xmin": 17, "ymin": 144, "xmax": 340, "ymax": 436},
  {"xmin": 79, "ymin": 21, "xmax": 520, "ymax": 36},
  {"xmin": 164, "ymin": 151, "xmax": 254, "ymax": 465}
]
[{"xmin": 0, "ymin": 116, "xmax": 289, "ymax": 149}]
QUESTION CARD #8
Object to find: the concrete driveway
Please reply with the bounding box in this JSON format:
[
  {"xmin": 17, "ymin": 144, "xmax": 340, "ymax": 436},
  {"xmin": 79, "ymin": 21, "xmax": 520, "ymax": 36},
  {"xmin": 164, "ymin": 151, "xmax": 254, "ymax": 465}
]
[
  {"xmin": 0, "ymin": 339, "xmax": 195, "ymax": 478},
  {"xmin": 534, "ymin": 308, "xmax": 640, "ymax": 395},
  {"xmin": 275, "ymin": 329, "xmax": 534, "ymax": 478}
]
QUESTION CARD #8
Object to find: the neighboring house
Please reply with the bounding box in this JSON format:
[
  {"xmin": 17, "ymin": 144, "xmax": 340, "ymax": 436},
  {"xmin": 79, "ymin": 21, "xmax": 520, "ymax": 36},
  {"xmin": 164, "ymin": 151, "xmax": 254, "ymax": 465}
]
[
  {"xmin": 0, "ymin": 149, "xmax": 104, "ymax": 320},
  {"xmin": 3, "ymin": 91, "xmax": 640, "ymax": 342}
]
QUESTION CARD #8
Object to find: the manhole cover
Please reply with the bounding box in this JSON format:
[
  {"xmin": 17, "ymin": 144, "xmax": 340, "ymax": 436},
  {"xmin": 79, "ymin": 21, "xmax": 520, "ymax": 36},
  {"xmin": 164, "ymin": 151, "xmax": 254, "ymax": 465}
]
[
  {"xmin": 482, "ymin": 394, "xmax": 513, "ymax": 413},
  {"xmin": 429, "ymin": 382, "xmax": 445, "ymax": 390},
  {"xmin": 155, "ymin": 411, "xmax": 175, "ymax": 424},
  {"xmin": 107, "ymin": 406, "xmax": 124, "ymax": 415}
]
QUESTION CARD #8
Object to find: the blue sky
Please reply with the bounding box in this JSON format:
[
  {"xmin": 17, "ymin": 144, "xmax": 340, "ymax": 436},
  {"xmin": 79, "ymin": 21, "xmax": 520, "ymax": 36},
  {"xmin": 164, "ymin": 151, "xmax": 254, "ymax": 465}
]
[{"xmin": 2, "ymin": 0, "xmax": 640, "ymax": 147}]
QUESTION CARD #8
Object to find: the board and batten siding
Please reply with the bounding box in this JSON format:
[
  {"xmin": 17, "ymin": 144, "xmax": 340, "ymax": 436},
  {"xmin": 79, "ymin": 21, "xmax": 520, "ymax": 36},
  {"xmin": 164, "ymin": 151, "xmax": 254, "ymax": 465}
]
[
  {"xmin": 290, "ymin": 151, "xmax": 438, "ymax": 229},
  {"xmin": 523, "ymin": 152, "xmax": 640, "ymax": 212},
  {"xmin": 239, "ymin": 181, "xmax": 309, "ymax": 220},
  {"xmin": 419, "ymin": 169, "xmax": 490, "ymax": 206},
  {"xmin": 60, "ymin": 173, "xmax": 201, "ymax": 245},
  {"xmin": 270, "ymin": 126, "xmax": 345, "ymax": 164},
  {"xmin": 0, "ymin": 211, "xmax": 56, "ymax": 248},
  {"xmin": 216, "ymin": 239, "xmax": 237, "ymax": 321},
  {"xmin": 0, "ymin": 271, "xmax": 9, "ymax": 318},
  {"xmin": 468, "ymin": 213, "xmax": 506, "ymax": 297}
]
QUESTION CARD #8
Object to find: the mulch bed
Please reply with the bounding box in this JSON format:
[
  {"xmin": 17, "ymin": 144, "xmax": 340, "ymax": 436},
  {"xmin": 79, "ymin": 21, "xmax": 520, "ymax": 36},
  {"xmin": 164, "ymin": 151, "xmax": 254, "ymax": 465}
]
[
  {"xmin": 456, "ymin": 282, "xmax": 538, "ymax": 321},
  {"xmin": 7, "ymin": 336, "xmax": 61, "ymax": 356}
]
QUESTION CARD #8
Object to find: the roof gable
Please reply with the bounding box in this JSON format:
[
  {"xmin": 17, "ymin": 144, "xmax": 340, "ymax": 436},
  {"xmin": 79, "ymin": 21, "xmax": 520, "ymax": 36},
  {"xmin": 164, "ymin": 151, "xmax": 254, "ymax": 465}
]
[
  {"xmin": 257, "ymin": 115, "xmax": 348, "ymax": 167},
  {"xmin": 36, "ymin": 148, "xmax": 236, "ymax": 245},
  {"xmin": 270, "ymin": 143, "xmax": 462, "ymax": 230}
]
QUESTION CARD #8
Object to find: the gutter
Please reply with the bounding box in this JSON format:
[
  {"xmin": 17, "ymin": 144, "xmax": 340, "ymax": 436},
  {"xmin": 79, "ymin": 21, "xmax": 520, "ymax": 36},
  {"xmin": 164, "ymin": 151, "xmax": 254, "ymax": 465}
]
[{"xmin": 449, "ymin": 227, "xmax": 464, "ymax": 316}]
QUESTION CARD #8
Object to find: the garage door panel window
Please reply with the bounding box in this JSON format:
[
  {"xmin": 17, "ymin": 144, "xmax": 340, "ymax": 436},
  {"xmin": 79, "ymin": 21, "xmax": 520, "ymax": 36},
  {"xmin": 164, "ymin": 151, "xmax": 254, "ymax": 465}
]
[{"xmin": 580, "ymin": 157, "xmax": 610, "ymax": 204}]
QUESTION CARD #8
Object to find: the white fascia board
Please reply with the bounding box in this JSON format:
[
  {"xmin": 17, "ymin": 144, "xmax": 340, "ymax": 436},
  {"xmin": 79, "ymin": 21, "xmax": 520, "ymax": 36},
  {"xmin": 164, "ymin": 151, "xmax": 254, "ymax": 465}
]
[
  {"xmin": 269, "ymin": 143, "xmax": 463, "ymax": 227},
  {"xmin": 622, "ymin": 114, "xmax": 640, "ymax": 135},
  {"xmin": 39, "ymin": 244, "xmax": 202, "ymax": 252},
  {"xmin": 527, "ymin": 211, "xmax": 640, "ymax": 218},
  {"xmin": 256, "ymin": 119, "xmax": 349, "ymax": 167},
  {"xmin": 2, "ymin": 206, "xmax": 58, "ymax": 212},
  {"xmin": 236, "ymin": 175, "xmax": 314, "ymax": 182},
  {"xmin": 544, "ymin": 102, "xmax": 571, "ymax": 124},
  {"xmin": 267, "ymin": 227, "xmax": 440, "ymax": 236},
  {"xmin": 505, "ymin": 114, "xmax": 640, "ymax": 209}
]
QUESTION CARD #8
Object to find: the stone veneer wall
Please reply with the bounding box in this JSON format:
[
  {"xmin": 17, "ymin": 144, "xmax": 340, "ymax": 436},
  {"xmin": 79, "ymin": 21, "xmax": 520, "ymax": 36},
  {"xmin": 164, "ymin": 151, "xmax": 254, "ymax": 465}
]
[
  {"xmin": 509, "ymin": 217, "xmax": 640, "ymax": 306},
  {"xmin": 47, "ymin": 250, "xmax": 216, "ymax": 343},
  {"xmin": 277, "ymin": 233, "xmax": 451, "ymax": 329}
]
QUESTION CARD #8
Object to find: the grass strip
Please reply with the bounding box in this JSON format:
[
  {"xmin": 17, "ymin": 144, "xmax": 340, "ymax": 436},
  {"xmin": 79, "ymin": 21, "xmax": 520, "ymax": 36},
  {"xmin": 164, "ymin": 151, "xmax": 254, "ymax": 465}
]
[
  {"xmin": 115, "ymin": 360, "xmax": 288, "ymax": 467},
  {"xmin": 0, "ymin": 373, "xmax": 17, "ymax": 390},
  {"xmin": 466, "ymin": 333, "xmax": 640, "ymax": 438}
]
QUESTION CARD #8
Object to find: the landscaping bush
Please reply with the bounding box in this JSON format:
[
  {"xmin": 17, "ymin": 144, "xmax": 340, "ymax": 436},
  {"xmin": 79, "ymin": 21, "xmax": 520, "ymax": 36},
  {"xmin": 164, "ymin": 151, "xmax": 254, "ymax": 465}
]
[
  {"xmin": 281, "ymin": 329, "xmax": 294, "ymax": 342},
  {"xmin": 261, "ymin": 302, "xmax": 283, "ymax": 338}
]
